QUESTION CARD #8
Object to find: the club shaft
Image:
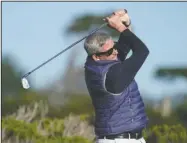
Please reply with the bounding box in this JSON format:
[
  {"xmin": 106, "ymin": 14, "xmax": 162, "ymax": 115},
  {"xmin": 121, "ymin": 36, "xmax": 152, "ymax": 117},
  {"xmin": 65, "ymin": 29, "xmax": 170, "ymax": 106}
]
[{"xmin": 22, "ymin": 23, "xmax": 107, "ymax": 78}]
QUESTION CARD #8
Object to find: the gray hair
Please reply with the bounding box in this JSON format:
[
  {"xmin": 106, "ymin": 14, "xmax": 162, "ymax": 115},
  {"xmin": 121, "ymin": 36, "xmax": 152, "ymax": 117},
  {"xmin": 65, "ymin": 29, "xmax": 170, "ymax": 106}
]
[{"xmin": 84, "ymin": 32, "xmax": 111, "ymax": 56}]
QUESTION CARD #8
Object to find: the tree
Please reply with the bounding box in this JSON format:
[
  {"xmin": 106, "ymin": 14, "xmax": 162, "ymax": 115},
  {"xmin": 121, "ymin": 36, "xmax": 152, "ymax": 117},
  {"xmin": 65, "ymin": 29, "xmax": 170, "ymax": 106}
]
[
  {"xmin": 155, "ymin": 67, "xmax": 187, "ymax": 80},
  {"xmin": 2, "ymin": 55, "xmax": 25, "ymax": 97},
  {"xmin": 154, "ymin": 64, "xmax": 187, "ymax": 128},
  {"xmin": 66, "ymin": 13, "xmax": 120, "ymax": 38}
]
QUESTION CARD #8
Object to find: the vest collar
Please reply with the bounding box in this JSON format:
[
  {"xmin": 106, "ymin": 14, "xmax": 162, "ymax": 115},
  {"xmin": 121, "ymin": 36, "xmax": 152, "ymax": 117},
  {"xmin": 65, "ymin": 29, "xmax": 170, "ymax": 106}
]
[{"xmin": 85, "ymin": 56, "xmax": 119, "ymax": 67}]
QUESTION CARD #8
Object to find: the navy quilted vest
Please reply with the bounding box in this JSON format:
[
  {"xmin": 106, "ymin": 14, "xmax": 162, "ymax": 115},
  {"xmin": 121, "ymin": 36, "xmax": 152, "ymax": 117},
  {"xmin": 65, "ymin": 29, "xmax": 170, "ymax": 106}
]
[{"xmin": 84, "ymin": 57, "xmax": 148, "ymax": 136}]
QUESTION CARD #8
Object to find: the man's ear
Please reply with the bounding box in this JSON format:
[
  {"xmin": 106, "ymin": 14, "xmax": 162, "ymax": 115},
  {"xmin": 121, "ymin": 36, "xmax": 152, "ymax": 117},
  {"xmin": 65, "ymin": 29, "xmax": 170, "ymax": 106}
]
[{"xmin": 92, "ymin": 54, "xmax": 100, "ymax": 61}]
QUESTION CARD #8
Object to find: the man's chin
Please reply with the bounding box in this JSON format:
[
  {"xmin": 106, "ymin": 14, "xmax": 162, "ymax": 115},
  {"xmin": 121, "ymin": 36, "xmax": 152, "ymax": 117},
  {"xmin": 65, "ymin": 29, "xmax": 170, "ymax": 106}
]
[
  {"xmin": 113, "ymin": 56, "xmax": 118, "ymax": 60},
  {"xmin": 108, "ymin": 55, "xmax": 117, "ymax": 61}
]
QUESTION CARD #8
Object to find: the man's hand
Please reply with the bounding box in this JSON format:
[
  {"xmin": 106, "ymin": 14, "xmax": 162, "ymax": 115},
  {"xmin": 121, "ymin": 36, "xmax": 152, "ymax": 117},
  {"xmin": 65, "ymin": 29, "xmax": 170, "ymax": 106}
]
[
  {"xmin": 104, "ymin": 14, "xmax": 127, "ymax": 32},
  {"xmin": 113, "ymin": 9, "xmax": 131, "ymax": 26}
]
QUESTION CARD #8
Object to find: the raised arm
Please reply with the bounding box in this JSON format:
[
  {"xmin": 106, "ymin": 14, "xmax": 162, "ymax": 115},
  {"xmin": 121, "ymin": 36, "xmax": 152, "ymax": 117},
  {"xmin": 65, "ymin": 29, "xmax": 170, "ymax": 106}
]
[{"xmin": 105, "ymin": 10, "xmax": 149, "ymax": 93}]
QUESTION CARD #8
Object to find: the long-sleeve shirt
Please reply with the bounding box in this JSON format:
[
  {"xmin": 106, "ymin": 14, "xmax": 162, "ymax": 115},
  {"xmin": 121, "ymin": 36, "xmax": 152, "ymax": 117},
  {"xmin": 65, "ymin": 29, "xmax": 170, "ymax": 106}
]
[{"xmin": 105, "ymin": 29, "xmax": 149, "ymax": 93}]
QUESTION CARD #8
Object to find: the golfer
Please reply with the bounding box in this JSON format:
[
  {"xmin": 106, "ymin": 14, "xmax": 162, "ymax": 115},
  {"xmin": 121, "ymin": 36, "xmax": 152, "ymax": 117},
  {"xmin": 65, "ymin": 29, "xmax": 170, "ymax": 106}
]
[{"xmin": 84, "ymin": 9, "xmax": 149, "ymax": 143}]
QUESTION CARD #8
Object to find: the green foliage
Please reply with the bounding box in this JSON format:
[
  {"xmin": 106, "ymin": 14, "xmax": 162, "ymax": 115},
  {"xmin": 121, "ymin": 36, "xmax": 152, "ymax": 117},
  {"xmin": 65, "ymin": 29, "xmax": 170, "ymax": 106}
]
[
  {"xmin": 2, "ymin": 117, "xmax": 39, "ymax": 140},
  {"xmin": 173, "ymin": 100, "xmax": 187, "ymax": 127},
  {"xmin": 2, "ymin": 116, "xmax": 92, "ymax": 143},
  {"xmin": 2, "ymin": 91, "xmax": 47, "ymax": 116},
  {"xmin": 3, "ymin": 115, "xmax": 187, "ymax": 143},
  {"xmin": 48, "ymin": 94, "xmax": 94, "ymax": 119},
  {"xmin": 67, "ymin": 14, "xmax": 103, "ymax": 32},
  {"xmin": 2, "ymin": 99, "xmax": 187, "ymax": 143},
  {"xmin": 66, "ymin": 14, "xmax": 120, "ymax": 38},
  {"xmin": 62, "ymin": 95, "xmax": 94, "ymax": 114},
  {"xmin": 144, "ymin": 124, "xmax": 187, "ymax": 143},
  {"xmin": 2, "ymin": 55, "xmax": 28, "ymax": 97},
  {"xmin": 39, "ymin": 117, "xmax": 65, "ymax": 135},
  {"xmin": 145, "ymin": 105, "xmax": 180, "ymax": 128},
  {"xmin": 2, "ymin": 55, "xmax": 47, "ymax": 116},
  {"xmin": 155, "ymin": 67, "xmax": 187, "ymax": 80}
]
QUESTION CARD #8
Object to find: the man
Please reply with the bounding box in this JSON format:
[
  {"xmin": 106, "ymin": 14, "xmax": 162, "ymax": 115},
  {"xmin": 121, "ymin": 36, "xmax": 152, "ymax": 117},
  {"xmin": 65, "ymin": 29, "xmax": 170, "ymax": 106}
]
[{"xmin": 84, "ymin": 9, "xmax": 149, "ymax": 143}]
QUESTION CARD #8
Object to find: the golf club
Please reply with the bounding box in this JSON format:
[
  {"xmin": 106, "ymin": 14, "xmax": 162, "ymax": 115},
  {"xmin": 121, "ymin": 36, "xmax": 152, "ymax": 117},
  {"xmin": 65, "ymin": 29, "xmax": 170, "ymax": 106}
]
[{"xmin": 21, "ymin": 22, "xmax": 108, "ymax": 89}]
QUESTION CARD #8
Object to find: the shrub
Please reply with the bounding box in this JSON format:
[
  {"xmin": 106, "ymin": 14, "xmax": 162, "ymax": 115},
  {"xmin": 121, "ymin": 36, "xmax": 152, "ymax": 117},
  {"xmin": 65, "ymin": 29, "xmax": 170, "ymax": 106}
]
[
  {"xmin": 3, "ymin": 100, "xmax": 187, "ymax": 143},
  {"xmin": 144, "ymin": 124, "xmax": 187, "ymax": 143},
  {"xmin": 2, "ymin": 101, "xmax": 94, "ymax": 143}
]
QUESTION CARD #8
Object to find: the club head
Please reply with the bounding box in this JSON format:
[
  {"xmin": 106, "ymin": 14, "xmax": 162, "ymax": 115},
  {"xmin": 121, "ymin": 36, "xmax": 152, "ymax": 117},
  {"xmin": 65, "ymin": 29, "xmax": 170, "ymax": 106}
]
[{"xmin": 21, "ymin": 77, "xmax": 30, "ymax": 89}]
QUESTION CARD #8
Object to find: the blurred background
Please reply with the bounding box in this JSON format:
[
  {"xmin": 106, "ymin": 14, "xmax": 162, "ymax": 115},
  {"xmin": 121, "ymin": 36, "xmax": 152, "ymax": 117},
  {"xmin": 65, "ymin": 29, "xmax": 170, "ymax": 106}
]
[{"xmin": 2, "ymin": 2, "xmax": 187, "ymax": 143}]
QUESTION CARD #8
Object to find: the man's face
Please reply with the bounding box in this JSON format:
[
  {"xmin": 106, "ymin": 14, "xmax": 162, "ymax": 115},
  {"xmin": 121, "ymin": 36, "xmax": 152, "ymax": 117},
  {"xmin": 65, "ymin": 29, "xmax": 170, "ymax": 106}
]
[{"xmin": 95, "ymin": 39, "xmax": 118, "ymax": 61}]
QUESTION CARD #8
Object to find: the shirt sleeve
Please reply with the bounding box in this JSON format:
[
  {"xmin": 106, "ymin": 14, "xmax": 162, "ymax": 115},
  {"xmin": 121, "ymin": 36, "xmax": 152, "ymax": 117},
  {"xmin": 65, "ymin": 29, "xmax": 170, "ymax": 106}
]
[
  {"xmin": 105, "ymin": 29, "xmax": 150, "ymax": 94},
  {"xmin": 116, "ymin": 41, "xmax": 131, "ymax": 61}
]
